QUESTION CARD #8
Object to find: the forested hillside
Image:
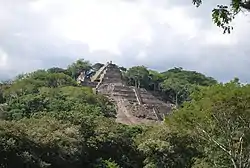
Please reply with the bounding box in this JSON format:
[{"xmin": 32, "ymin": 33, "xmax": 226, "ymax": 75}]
[
  {"xmin": 124, "ymin": 66, "xmax": 217, "ymax": 106},
  {"xmin": 1, "ymin": 59, "xmax": 250, "ymax": 168}
]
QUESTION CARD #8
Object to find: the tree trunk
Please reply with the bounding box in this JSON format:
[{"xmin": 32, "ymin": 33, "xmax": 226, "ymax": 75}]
[{"xmin": 175, "ymin": 92, "xmax": 178, "ymax": 107}]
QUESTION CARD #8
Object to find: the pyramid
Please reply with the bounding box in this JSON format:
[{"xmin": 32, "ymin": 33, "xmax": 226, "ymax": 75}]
[{"xmin": 80, "ymin": 62, "xmax": 175, "ymax": 125}]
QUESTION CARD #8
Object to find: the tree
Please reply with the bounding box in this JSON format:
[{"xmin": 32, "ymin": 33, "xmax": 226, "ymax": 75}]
[
  {"xmin": 0, "ymin": 59, "xmax": 143, "ymax": 167},
  {"xmin": 125, "ymin": 66, "xmax": 150, "ymax": 88},
  {"xmin": 160, "ymin": 67, "xmax": 216, "ymax": 105},
  {"xmin": 92, "ymin": 63, "xmax": 105, "ymax": 71},
  {"xmin": 0, "ymin": 84, "xmax": 6, "ymax": 104},
  {"xmin": 148, "ymin": 70, "xmax": 164, "ymax": 92},
  {"xmin": 0, "ymin": 116, "xmax": 82, "ymax": 168},
  {"xmin": 161, "ymin": 77, "xmax": 191, "ymax": 106},
  {"xmin": 193, "ymin": 0, "xmax": 250, "ymax": 33},
  {"xmin": 119, "ymin": 66, "xmax": 127, "ymax": 72},
  {"xmin": 2, "ymin": 58, "xmax": 239, "ymax": 167},
  {"xmin": 67, "ymin": 59, "xmax": 92, "ymax": 79},
  {"xmin": 136, "ymin": 125, "xmax": 201, "ymax": 168},
  {"xmin": 166, "ymin": 81, "xmax": 250, "ymax": 168},
  {"xmin": 161, "ymin": 67, "xmax": 217, "ymax": 86},
  {"xmin": 47, "ymin": 67, "xmax": 71, "ymax": 76}
]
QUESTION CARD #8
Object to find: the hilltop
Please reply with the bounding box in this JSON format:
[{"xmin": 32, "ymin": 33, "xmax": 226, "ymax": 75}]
[
  {"xmin": 1, "ymin": 59, "xmax": 217, "ymax": 124},
  {"xmin": 1, "ymin": 59, "xmax": 249, "ymax": 168}
]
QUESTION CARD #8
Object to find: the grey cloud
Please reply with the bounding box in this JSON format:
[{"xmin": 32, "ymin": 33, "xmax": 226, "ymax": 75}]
[
  {"xmin": 116, "ymin": 16, "xmax": 250, "ymax": 83},
  {"xmin": 151, "ymin": 0, "xmax": 233, "ymax": 30},
  {"xmin": 0, "ymin": 1, "xmax": 86, "ymax": 79},
  {"xmin": 0, "ymin": 0, "xmax": 250, "ymax": 84}
]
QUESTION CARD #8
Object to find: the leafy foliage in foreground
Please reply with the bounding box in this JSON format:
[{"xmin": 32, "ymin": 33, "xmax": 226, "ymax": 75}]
[
  {"xmin": 0, "ymin": 59, "xmax": 249, "ymax": 168},
  {"xmin": 167, "ymin": 80, "xmax": 250, "ymax": 168}
]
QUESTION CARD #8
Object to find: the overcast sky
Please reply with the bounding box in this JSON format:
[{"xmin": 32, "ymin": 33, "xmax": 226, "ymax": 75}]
[{"xmin": 0, "ymin": 0, "xmax": 250, "ymax": 82}]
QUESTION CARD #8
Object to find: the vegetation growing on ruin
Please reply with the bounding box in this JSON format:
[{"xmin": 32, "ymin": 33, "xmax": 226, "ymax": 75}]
[{"xmin": 1, "ymin": 59, "xmax": 250, "ymax": 168}]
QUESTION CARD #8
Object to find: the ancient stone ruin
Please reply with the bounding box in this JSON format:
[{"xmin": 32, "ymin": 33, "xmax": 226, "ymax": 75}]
[{"xmin": 78, "ymin": 61, "xmax": 174, "ymax": 125}]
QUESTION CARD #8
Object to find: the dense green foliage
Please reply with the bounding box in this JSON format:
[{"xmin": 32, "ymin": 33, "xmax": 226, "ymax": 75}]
[
  {"xmin": 1, "ymin": 59, "xmax": 249, "ymax": 168},
  {"xmin": 0, "ymin": 60, "xmax": 143, "ymax": 168},
  {"xmin": 166, "ymin": 80, "xmax": 250, "ymax": 168},
  {"xmin": 124, "ymin": 66, "xmax": 217, "ymax": 106}
]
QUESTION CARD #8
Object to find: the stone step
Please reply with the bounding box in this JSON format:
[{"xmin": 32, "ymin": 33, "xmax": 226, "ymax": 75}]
[
  {"xmin": 103, "ymin": 78, "xmax": 122, "ymax": 81},
  {"xmin": 140, "ymin": 94, "xmax": 155, "ymax": 99},
  {"xmin": 112, "ymin": 93, "xmax": 137, "ymax": 98},
  {"xmin": 132, "ymin": 107, "xmax": 158, "ymax": 120},
  {"xmin": 127, "ymin": 99, "xmax": 138, "ymax": 103},
  {"xmin": 142, "ymin": 101, "xmax": 162, "ymax": 105},
  {"xmin": 112, "ymin": 96, "xmax": 137, "ymax": 102},
  {"xmin": 103, "ymin": 80, "xmax": 123, "ymax": 84},
  {"xmin": 138, "ymin": 88, "xmax": 148, "ymax": 93},
  {"xmin": 113, "ymin": 86, "xmax": 132, "ymax": 90},
  {"xmin": 142, "ymin": 96, "xmax": 164, "ymax": 102},
  {"xmin": 103, "ymin": 77, "xmax": 121, "ymax": 80},
  {"xmin": 113, "ymin": 88, "xmax": 133, "ymax": 92},
  {"xmin": 106, "ymin": 67, "xmax": 120, "ymax": 70},
  {"xmin": 112, "ymin": 91, "xmax": 136, "ymax": 95},
  {"xmin": 114, "ymin": 85, "xmax": 133, "ymax": 90},
  {"xmin": 104, "ymin": 73, "xmax": 121, "ymax": 77},
  {"xmin": 156, "ymin": 105, "xmax": 172, "ymax": 114},
  {"xmin": 113, "ymin": 90, "xmax": 135, "ymax": 94},
  {"xmin": 104, "ymin": 77, "xmax": 121, "ymax": 80}
]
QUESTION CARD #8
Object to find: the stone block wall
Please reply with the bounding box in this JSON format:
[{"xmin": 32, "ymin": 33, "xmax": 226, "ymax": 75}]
[{"xmin": 81, "ymin": 62, "xmax": 174, "ymax": 123}]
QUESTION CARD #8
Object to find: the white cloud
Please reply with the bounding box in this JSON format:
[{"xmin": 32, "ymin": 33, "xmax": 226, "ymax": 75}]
[
  {"xmin": 0, "ymin": 48, "xmax": 8, "ymax": 69},
  {"xmin": 28, "ymin": 0, "xmax": 205, "ymax": 53},
  {"xmin": 48, "ymin": 0, "xmax": 152, "ymax": 54},
  {"xmin": 0, "ymin": 0, "xmax": 250, "ymax": 82},
  {"xmin": 154, "ymin": 7, "xmax": 200, "ymax": 38}
]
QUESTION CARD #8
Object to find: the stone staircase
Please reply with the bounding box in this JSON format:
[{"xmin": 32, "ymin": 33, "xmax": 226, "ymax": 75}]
[
  {"xmin": 112, "ymin": 86, "xmax": 135, "ymax": 101},
  {"xmin": 99, "ymin": 83, "xmax": 172, "ymax": 123},
  {"xmin": 133, "ymin": 87, "xmax": 143, "ymax": 105},
  {"xmin": 81, "ymin": 62, "xmax": 174, "ymax": 125},
  {"xmin": 102, "ymin": 64, "xmax": 123, "ymax": 84}
]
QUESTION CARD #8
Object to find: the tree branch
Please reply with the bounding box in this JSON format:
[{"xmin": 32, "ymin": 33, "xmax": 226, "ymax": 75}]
[
  {"xmin": 239, "ymin": 136, "xmax": 243, "ymax": 168},
  {"xmin": 197, "ymin": 126, "xmax": 238, "ymax": 168}
]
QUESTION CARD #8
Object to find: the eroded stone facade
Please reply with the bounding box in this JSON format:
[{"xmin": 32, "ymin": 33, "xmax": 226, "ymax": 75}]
[{"xmin": 81, "ymin": 62, "xmax": 174, "ymax": 125}]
